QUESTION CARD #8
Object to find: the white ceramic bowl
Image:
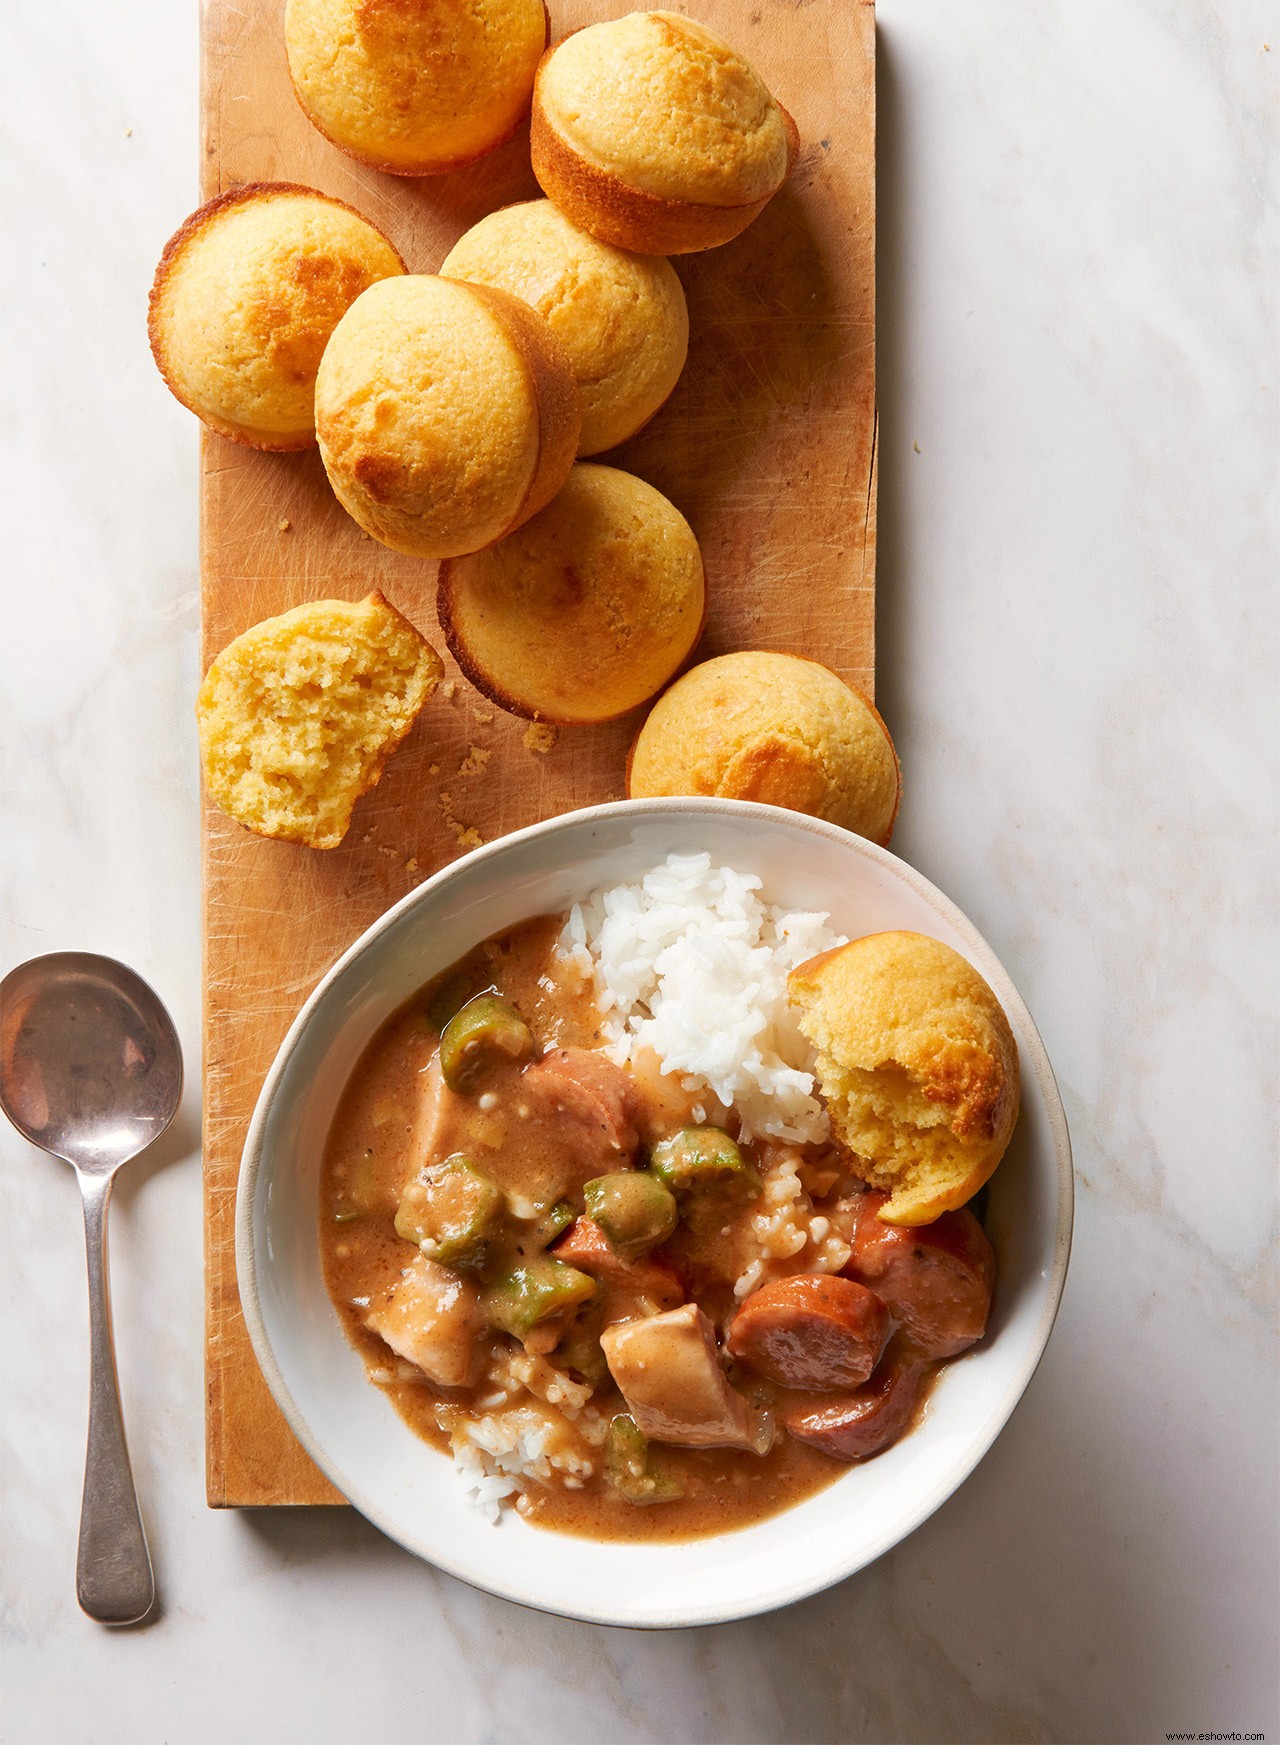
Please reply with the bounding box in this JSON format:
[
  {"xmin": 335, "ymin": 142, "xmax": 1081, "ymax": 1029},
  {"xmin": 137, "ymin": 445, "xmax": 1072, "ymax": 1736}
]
[{"xmin": 237, "ymin": 800, "xmax": 1072, "ymax": 1627}]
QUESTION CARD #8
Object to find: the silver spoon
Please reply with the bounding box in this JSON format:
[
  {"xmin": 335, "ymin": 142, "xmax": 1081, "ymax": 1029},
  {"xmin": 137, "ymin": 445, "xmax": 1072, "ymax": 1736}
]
[{"xmin": 0, "ymin": 952, "xmax": 183, "ymax": 1625}]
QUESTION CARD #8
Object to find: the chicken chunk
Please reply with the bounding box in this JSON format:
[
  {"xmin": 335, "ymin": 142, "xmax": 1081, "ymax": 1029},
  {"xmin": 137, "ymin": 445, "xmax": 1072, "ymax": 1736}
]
[
  {"xmin": 601, "ymin": 1304, "xmax": 773, "ymax": 1454},
  {"xmin": 364, "ymin": 1254, "xmax": 485, "ymax": 1389},
  {"xmin": 409, "ymin": 1056, "xmax": 475, "ymax": 1174}
]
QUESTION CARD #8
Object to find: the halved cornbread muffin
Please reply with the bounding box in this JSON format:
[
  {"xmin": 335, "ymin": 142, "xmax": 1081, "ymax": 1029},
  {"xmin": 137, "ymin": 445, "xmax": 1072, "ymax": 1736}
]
[
  {"xmin": 531, "ymin": 11, "xmax": 798, "ymax": 255},
  {"xmin": 196, "ymin": 592, "xmax": 443, "ymax": 849},
  {"xmin": 315, "ymin": 275, "xmax": 580, "ymax": 559},
  {"xmin": 789, "ymin": 933, "xmax": 1021, "ymax": 1226},
  {"xmin": 628, "ymin": 652, "xmax": 901, "ymax": 846},
  {"xmin": 148, "ymin": 182, "xmax": 404, "ymax": 450},
  {"xmin": 441, "ymin": 199, "xmax": 689, "ymax": 455},
  {"xmin": 285, "ymin": 0, "xmax": 548, "ymax": 176},
  {"xmin": 438, "ymin": 463, "xmax": 705, "ymax": 723}
]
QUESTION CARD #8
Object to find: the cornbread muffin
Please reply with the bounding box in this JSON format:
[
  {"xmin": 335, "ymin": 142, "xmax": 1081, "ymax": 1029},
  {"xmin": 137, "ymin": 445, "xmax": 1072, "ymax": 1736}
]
[
  {"xmin": 196, "ymin": 592, "xmax": 443, "ymax": 849},
  {"xmin": 789, "ymin": 933, "xmax": 1021, "ymax": 1227},
  {"xmin": 531, "ymin": 12, "xmax": 798, "ymax": 255},
  {"xmin": 441, "ymin": 200, "xmax": 688, "ymax": 455},
  {"xmin": 628, "ymin": 652, "xmax": 900, "ymax": 845},
  {"xmin": 315, "ymin": 275, "xmax": 580, "ymax": 558},
  {"xmin": 438, "ymin": 463, "xmax": 705, "ymax": 723},
  {"xmin": 148, "ymin": 183, "xmax": 404, "ymax": 450},
  {"xmin": 284, "ymin": 0, "xmax": 548, "ymax": 176}
]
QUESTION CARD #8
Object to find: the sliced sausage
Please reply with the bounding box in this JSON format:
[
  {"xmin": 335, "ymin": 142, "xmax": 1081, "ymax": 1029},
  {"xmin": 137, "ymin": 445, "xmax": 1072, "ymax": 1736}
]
[
  {"xmin": 521, "ymin": 1048, "xmax": 639, "ymax": 1160},
  {"xmin": 845, "ymin": 1191, "xmax": 994, "ymax": 1359},
  {"xmin": 726, "ymin": 1275, "xmax": 890, "ymax": 1391},
  {"xmin": 552, "ymin": 1217, "xmax": 684, "ymax": 1311},
  {"xmin": 784, "ymin": 1348, "xmax": 927, "ymax": 1462}
]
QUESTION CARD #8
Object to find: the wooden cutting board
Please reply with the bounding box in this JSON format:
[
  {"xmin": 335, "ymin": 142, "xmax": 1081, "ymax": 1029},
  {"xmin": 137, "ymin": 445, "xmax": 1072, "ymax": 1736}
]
[{"xmin": 201, "ymin": 0, "xmax": 877, "ymax": 1506}]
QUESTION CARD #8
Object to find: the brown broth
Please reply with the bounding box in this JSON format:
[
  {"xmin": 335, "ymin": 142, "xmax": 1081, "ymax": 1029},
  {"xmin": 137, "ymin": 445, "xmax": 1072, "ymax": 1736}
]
[{"xmin": 320, "ymin": 915, "xmax": 941, "ymax": 1542}]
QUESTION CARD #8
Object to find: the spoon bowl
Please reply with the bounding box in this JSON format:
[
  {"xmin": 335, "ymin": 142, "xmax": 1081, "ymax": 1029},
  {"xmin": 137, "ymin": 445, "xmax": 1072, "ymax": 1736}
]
[
  {"xmin": 0, "ymin": 952, "xmax": 182, "ymax": 1174},
  {"xmin": 0, "ymin": 951, "xmax": 184, "ymax": 1626}
]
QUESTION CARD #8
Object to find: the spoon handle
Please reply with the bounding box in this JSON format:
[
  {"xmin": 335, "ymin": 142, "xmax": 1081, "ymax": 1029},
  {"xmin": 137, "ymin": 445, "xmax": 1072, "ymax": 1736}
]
[{"xmin": 75, "ymin": 1171, "xmax": 155, "ymax": 1625}]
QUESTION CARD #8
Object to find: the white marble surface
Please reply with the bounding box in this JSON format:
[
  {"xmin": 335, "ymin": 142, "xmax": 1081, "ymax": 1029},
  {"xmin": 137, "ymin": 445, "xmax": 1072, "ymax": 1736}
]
[{"xmin": 2, "ymin": 1, "xmax": 1276, "ymax": 1740}]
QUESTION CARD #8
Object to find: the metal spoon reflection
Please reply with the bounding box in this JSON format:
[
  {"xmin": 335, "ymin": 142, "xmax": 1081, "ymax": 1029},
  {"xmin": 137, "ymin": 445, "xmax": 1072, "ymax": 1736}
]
[{"xmin": 0, "ymin": 952, "xmax": 183, "ymax": 1625}]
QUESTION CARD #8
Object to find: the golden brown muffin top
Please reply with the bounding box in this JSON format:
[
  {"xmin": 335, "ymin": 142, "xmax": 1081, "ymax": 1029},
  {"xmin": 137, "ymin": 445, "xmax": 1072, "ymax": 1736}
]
[
  {"xmin": 441, "ymin": 200, "xmax": 688, "ymax": 455},
  {"xmin": 285, "ymin": 0, "xmax": 548, "ymax": 174},
  {"xmin": 439, "ymin": 463, "xmax": 706, "ymax": 723},
  {"xmin": 315, "ymin": 275, "xmax": 560, "ymax": 557},
  {"xmin": 629, "ymin": 651, "xmax": 900, "ymax": 846},
  {"xmin": 148, "ymin": 183, "xmax": 404, "ymax": 449},
  {"xmin": 536, "ymin": 12, "xmax": 791, "ymax": 206}
]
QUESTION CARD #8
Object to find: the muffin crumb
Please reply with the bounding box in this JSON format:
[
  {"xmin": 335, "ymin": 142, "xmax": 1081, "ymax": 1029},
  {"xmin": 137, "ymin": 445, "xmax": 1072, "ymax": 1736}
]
[
  {"xmin": 457, "ymin": 744, "xmax": 491, "ymax": 779},
  {"xmin": 439, "ymin": 792, "xmax": 483, "ymax": 851},
  {"xmin": 523, "ymin": 722, "xmax": 559, "ymax": 754}
]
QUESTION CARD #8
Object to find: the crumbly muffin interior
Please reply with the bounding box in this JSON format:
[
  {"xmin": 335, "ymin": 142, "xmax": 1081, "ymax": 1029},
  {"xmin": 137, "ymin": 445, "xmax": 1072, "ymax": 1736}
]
[{"xmin": 196, "ymin": 594, "xmax": 442, "ymax": 849}]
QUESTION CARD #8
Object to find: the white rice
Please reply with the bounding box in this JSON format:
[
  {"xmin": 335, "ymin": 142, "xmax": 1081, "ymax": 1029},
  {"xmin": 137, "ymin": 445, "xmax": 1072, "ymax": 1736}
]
[
  {"xmin": 439, "ymin": 1348, "xmax": 605, "ymax": 1523},
  {"xmin": 558, "ymin": 852, "xmax": 845, "ymax": 1144},
  {"xmin": 732, "ymin": 1148, "xmax": 853, "ymax": 1301}
]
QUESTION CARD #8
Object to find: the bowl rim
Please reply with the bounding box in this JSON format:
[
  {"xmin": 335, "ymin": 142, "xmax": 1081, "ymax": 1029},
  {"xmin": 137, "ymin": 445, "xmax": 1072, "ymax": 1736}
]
[{"xmin": 235, "ymin": 797, "xmax": 1073, "ymax": 1626}]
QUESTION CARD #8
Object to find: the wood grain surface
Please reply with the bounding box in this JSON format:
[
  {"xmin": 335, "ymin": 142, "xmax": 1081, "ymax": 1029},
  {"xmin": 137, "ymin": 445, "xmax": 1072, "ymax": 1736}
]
[{"xmin": 201, "ymin": 0, "xmax": 877, "ymax": 1505}]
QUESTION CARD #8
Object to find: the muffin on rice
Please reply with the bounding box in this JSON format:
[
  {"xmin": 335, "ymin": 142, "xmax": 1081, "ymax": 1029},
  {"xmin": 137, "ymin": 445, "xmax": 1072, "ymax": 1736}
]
[{"xmin": 789, "ymin": 932, "xmax": 1021, "ymax": 1226}]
